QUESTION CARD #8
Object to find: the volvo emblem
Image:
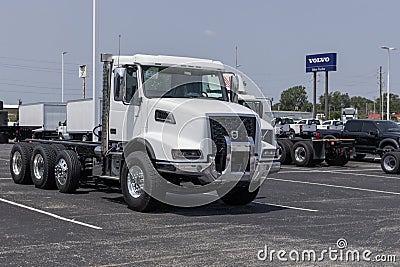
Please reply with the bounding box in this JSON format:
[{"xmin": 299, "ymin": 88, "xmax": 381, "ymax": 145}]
[{"xmin": 231, "ymin": 130, "xmax": 239, "ymax": 140}]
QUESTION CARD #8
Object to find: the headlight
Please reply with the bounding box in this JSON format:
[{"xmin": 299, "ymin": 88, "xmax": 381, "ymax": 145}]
[
  {"xmin": 155, "ymin": 109, "xmax": 176, "ymax": 124},
  {"xmin": 171, "ymin": 149, "xmax": 202, "ymax": 160},
  {"xmin": 261, "ymin": 148, "xmax": 276, "ymax": 159}
]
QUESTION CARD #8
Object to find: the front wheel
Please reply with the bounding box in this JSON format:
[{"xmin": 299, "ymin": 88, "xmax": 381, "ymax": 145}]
[
  {"xmin": 121, "ymin": 151, "xmax": 165, "ymax": 212},
  {"xmin": 381, "ymin": 151, "xmax": 400, "ymax": 174},
  {"xmin": 217, "ymin": 185, "xmax": 259, "ymax": 205}
]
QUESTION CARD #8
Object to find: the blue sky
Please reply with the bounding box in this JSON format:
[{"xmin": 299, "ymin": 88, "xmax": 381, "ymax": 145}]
[{"xmin": 1, "ymin": 0, "xmax": 400, "ymax": 105}]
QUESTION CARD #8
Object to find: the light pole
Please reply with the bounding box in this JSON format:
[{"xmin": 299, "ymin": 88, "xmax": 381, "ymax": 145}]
[
  {"xmin": 381, "ymin": 46, "xmax": 396, "ymax": 120},
  {"xmin": 61, "ymin": 51, "xmax": 68, "ymax": 102}
]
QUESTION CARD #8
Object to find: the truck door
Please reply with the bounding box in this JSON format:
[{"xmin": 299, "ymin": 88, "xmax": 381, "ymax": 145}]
[
  {"xmin": 360, "ymin": 121, "xmax": 379, "ymax": 149},
  {"xmin": 109, "ymin": 67, "xmax": 141, "ymax": 141},
  {"xmin": 344, "ymin": 121, "xmax": 365, "ymax": 151}
]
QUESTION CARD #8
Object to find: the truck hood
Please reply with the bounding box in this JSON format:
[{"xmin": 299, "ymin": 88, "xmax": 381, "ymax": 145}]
[{"xmin": 147, "ymin": 98, "xmax": 259, "ymax": 117}]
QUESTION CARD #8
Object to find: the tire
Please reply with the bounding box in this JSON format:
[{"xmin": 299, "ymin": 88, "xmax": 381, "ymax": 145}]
[
  {"xmin": 10, "ymin": 143, "xmax": 33, "ymax": 184},
  {"xmin": 325, "ymin": 155, "xmax": 349, "ymax": 166},
  {"xmin": 218, "ymin": 185, "xmax": 259, "ymax": 205},
  {"xmin": 354, "ymin": 153, "xmax": 366, "ymax": 160},
  {"xmin": 51, "ymin": 144, "xmax": 66, "ymax": 154},
  {"xmin": 121, "ymin": 151, "xmax": 165, "ymax": 212},
  {"xmin": 381, "ymin": 151, "xmax": 400, "ymax": 174},
  {"xmin": 30, "ymin": 144, "xmax": 57, "ymax": 189},
  {"xmin": 54, "ymin": 150, "xmax": 81, "ymax": 193},
  {"xmin": 278, "ymin": 140, "xmax": 293, "ymax": 164},
  {"xmin": 292, "ymin": 141, "xmax": 314, "ymax": 167}
]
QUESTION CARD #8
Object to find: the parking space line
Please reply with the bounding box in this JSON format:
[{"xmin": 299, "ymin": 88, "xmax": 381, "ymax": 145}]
[
  {"xmin": 276, "ymin": 169, "xmax": 400, "ymax": 180},
  {"xmin": 269, "ymin": 178, "xmax": 400, "ymax": 195},
  {"xmin": 253, "ymin": 201, "xmax": 318, "ymax": 212},
  {"xmin": 0, "ymin": 178, "xmax": 12, "ymax": 180},
  {"xmin": 0, "ymin": 197, "xmax": 102, "ymax": 230}
]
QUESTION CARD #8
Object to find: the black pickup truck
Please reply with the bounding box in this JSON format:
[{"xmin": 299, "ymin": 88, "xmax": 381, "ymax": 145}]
[{"xmin": 317, "ymin": 119, "xmax": 400, "ymax": 159}]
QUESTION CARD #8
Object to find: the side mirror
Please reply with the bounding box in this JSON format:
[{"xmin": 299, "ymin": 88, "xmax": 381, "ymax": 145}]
[
  {"xmin": 114, "ymin": 67, "xmax": 128, "ymax": 103},
  {"xmin": 58, "ymin": 121, "xmax": 62, "ymax": 126},
  {"xmin": 230, "ymin": 75, "xmax": 239, "ymax": 94}
]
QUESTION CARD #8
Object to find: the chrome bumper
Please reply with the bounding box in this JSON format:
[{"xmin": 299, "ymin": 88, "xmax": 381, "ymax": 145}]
[{"xmin": 156, "ymin": 137, "xmax": 280, "ymax": 185}]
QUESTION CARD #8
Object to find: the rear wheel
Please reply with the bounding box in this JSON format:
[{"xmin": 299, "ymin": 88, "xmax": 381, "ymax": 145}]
[
  {"xmin": 10, "ymin": 143, "xmax": 33, "ymax": 184},
  {"xmin": 292, "ymin": 141, "xmax": 314, "ymax": 167},
  {"xmin": 381, "ymin": 151, "xmax": 400, "ymax": 174},
  {"xmin": 218, "ymin": 185, "xmax": 259, "ymax": 205},
  {"xmin": 54, "ymin": 150, "xmax": 81, "ymax": 193},
  {"xmin": 121, "ymin": 151, "xmax": 165, "ymax": 212},
  {"xmin": 30, "ymin": 144, "xmax": 57, "ymax": 189}
]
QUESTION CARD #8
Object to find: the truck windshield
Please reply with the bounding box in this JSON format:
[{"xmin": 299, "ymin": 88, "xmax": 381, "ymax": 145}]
[
  {"xmin": 238, "ymin": 100, "xmax": 263, "ymax": 117},
  {"xmin": 376, "ymin": 121, "xmax": 400, "ymax": 132},
  {"xmin": 142, "ymin": 66, "xmax": 228, "ymax": 101}
]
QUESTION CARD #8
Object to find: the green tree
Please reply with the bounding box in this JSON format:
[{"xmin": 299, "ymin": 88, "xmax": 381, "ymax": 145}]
[{"xmin": 278, "ymin": 85, "xmax": 310, "ymax": 111}]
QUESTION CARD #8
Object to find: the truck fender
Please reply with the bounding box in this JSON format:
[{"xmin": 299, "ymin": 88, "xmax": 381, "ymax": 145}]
[
  {"xmin": 379, "ymin": 138, "xmax": 399, "ymax": 150},
  {"xmin": 123, "ymin": 138, "xmax": 156, "ymax": 160}
]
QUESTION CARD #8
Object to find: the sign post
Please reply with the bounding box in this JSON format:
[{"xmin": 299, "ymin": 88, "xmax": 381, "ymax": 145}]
[{"xmin": 306, "ymin": 52, "xmax": 337, "ymax": 119}]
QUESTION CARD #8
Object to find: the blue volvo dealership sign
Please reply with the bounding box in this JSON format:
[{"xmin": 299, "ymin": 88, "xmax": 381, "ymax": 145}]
[{"xmin": 306, "ymin": 53, "xmax": 337, "ymax": 72}]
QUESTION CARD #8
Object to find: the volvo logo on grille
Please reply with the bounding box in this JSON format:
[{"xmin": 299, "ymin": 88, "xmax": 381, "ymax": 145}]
[{"xmin": 231, "ymin": 130, "xmax": 239, "ymax": 140}]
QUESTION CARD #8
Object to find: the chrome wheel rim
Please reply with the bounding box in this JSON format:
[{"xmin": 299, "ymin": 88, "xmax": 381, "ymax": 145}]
[
  {"xmin": 12, "ymin": 151, "xmax": 22, "ymax": 175},
  {"xmin": 127, "ymin": 165, "xmax": 145, "ymax": 199},
  {"xmin": 383, "ymin": 155, "xmax": 396, "ymax": 172},
  {"xmin": 55, "ymin": 158, "xmax": 68, "ymax": 185},
  {"xmin": 294, "ymin": 146, "xmax": 306, "ymax": 162},
  {"xmin": 33, "ymin": 154, "xmax": 44, "ymax": 180}
]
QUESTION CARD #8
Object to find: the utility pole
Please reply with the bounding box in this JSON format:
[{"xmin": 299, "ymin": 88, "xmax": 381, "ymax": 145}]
[
  {"xmin": 380, "ymin": 66, "xmax": 383, "ymax": 119},
  {"xmin": 235, "ymin": 46, "xmax": 240, "ymax": 69}
]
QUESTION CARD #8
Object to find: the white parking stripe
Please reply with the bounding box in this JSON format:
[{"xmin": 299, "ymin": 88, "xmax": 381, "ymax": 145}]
[
  {"xmin": 0, "ymin": 197, "xmax": 102, "ymax": 230},
  {"xmin": 277, "ymin": 169, "xmax": 400, "ymax": 180},
  {"xmin": 269, "ymin": 178, "xmax": 400, "ymax": 195},
  {"xmin": 0, "ymin": 178, "xmax": 12, "ymax": 180},
  {"xmin": 253, "ymin": 201, "xmax": 318, "ymax": 212}
]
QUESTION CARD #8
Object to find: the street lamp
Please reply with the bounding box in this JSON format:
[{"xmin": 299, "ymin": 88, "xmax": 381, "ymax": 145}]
[
  {"xmin": 381, "ymin": 46, "xmax": 396, "ymax": 120},
  {"xmin": 61, "ymin": 51, "xmax": 68, "ymax": 102}
]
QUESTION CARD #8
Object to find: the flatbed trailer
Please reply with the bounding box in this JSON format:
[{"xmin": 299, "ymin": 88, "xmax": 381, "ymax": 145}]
[{"xmin": 276, "ymin": 137, "xmax": 355, "ymax": 167}]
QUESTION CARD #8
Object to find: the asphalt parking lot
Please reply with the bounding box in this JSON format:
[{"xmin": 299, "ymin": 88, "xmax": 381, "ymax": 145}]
[{"xmin": 1, "ymin": 143, "xmax": 399, "ymax": 266}]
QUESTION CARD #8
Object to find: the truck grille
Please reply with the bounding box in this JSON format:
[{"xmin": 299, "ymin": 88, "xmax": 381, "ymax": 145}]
[{"xmin": 209, "ymin": 115, "xmax": 257, "ymax": 172}]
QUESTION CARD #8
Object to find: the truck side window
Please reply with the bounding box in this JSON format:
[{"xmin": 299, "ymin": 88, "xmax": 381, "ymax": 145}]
[
  {"xmin": 361, "ymin": 122, "xmax": 377, "ymax": 133},
  {"xmin": 346, "ymin": 121, "xmax": 361, "ymax": 132}
]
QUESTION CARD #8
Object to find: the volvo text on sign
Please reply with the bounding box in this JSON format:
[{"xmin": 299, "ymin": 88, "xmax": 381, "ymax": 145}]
[{"xmin": 306, "ymin": 53, "xmax": 337, "ymax": 73}]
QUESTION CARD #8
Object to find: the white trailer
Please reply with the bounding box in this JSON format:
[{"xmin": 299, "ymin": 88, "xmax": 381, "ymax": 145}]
[
  {"xmin": 19, "ymin": 103, "xmax": 66, "ymax": 138},
  {"xmin": 64, "ymin": 99, "xmax": 94, "ymax": 141}
]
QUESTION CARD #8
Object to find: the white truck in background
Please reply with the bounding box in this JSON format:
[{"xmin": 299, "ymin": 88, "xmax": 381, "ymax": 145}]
[
  {"xmin": 19, "ymin": 102, "xmax": 66, "ymax": 139},
  {"xmin": 10, "ymin": 53, "xmax": 280, "ymax": 212},
  {"xmin": 57, "ymin": 99, "xmax": 95, "ymax": 141},
  {"xmin": 341, "ymin": 107, "xmax": 358, "ymax": 123}
]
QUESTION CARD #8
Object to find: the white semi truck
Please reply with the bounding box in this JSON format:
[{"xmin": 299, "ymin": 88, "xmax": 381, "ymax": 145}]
[{"xmin": 9, "ymin": 54, "xmax": 279, "ymax": 212}]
